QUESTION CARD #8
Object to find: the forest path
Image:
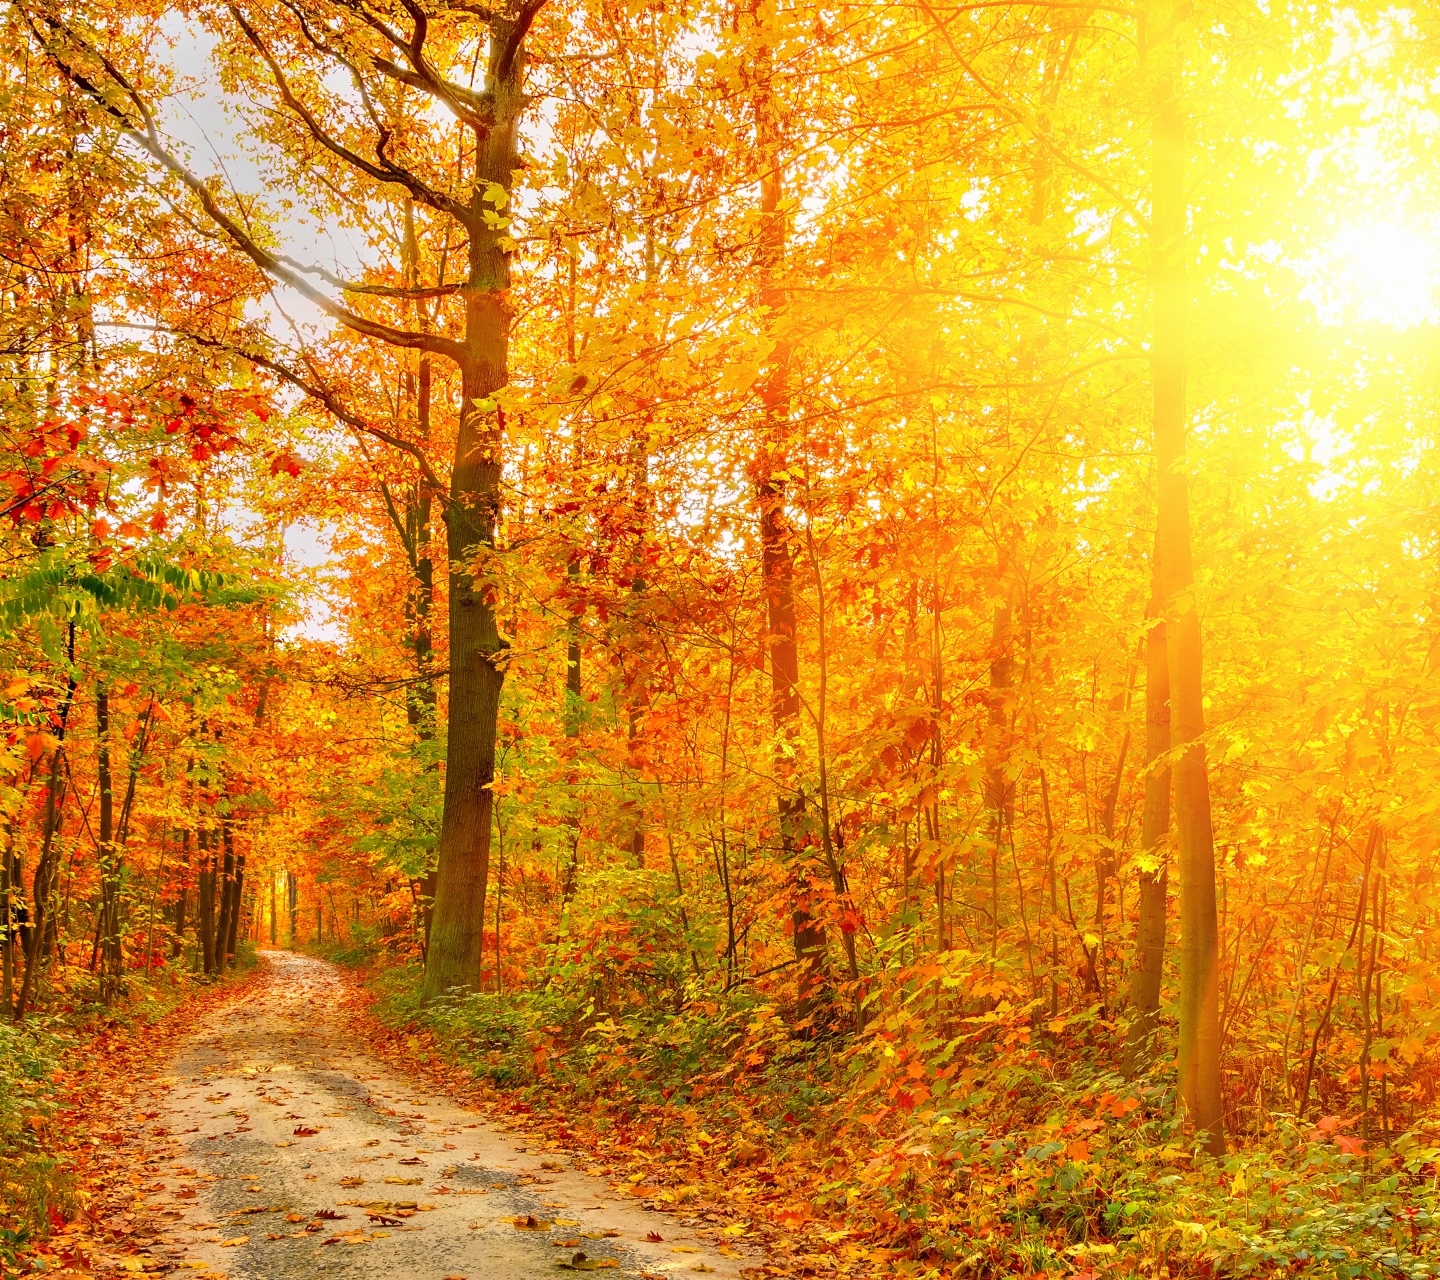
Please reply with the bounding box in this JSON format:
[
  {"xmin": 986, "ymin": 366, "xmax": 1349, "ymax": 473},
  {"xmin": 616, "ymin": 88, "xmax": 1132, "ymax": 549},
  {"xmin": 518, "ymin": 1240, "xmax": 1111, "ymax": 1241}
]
[{"xmin": 129, "ymin": 951, "xmax": 752, "ymax": 1280}]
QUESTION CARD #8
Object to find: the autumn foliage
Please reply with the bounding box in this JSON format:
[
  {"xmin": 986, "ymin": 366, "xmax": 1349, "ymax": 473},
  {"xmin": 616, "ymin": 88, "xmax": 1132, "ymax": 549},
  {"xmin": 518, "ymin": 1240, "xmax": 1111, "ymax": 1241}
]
[{"xmin": 4, "ymin": 0, "xmax": 1440, "ymax": 1274}]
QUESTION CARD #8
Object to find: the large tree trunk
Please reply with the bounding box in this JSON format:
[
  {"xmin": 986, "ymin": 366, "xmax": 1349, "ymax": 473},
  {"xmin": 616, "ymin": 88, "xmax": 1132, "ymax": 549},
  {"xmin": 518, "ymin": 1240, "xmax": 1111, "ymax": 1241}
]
[
  {"xmin": 1126, "ymin": 546, "xmax": 1171, "ymax": 1074},
  {"xmin": 1150, "ymin": 27, "xmax": 1224, "ymax": 1152},
  {"xmin": 422, "ymin": 26, "xmax": 526, "ymax": 1000}
]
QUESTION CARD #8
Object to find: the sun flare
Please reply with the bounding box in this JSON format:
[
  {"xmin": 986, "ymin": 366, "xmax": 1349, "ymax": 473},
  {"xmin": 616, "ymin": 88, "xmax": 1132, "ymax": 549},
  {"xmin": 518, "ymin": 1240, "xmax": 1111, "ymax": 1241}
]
[{"xmin": 1322, "ymin": 220, "xmax": 1439, "ymax": 328}]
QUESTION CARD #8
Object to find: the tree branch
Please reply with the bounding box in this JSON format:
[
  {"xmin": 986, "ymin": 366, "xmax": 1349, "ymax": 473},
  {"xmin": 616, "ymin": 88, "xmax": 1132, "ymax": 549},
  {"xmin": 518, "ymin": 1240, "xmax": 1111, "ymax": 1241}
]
[
  {"xmin": 171, "ymin": 328, "xmax": 451, "ymax": 498},
  {"xmin": 227, "ymin": 3, "xmax": 475, "ymax": 224},
  {"xmin": 495, "ymin": 0, "xmax": 550, "ymax": 84},
  {"xmin": 25, "ymin": 7, "xmax": 467, "ymax": 363}
]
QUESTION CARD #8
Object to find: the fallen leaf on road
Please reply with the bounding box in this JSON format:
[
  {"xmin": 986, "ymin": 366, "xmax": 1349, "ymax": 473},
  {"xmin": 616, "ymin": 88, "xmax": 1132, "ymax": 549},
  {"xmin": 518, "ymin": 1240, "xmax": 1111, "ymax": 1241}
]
[
  {"xmin": 293, "ymin": 1126, "xmax": 319, "ymax": 1136},
  {"xmin": 509, "ymin": 1215, "xmax": 552, "ymax": 1229},
  {"xmin": 645, "ymin": 1232, "xmax": 664, "ymax": 1243},
  {"xmin": 220, "ymin": 1236, "xmax": 248, "ymax": 1247},
  {"xmin": 338, "ymin": 1176, "xmax": 364, "ymax": 1187},
  {"xmin": 672, "ymin": 1247, "xmax": 699, "ymax": 1253},
  {"xmin": 384, "ymin": 1176, "xmax": 423, "ymax": 1185}
]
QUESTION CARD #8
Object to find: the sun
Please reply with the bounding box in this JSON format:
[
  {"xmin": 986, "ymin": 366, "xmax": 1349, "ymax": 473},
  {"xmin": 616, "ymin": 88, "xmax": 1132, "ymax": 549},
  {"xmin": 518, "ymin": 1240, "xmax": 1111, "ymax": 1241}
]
[{"xmin": 1319, "ymin": 221, "xmax": 1439, "ymax": 328}]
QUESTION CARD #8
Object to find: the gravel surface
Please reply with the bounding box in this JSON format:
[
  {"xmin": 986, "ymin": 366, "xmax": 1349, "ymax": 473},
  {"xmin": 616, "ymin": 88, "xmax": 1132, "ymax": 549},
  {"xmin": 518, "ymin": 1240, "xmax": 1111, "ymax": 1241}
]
[{"xmin": 132, "ymin": 951, "xmax": 755, "ymax": 1280}]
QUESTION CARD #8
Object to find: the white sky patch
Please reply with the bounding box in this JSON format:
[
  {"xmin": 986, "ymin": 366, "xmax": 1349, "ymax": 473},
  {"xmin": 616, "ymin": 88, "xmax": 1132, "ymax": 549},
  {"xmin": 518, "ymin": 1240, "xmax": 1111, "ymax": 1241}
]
[
  {"xmin": 155, "ymin": 14, "xmax": 370, "ymax": 337},
  {"xmin": 282, "ymin": 520, "xmax": 345, "ymax": 645}
]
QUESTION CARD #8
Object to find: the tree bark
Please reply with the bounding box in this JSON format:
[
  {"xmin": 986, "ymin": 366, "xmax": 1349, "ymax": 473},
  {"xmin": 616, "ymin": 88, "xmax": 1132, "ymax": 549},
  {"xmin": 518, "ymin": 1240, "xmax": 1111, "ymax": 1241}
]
[
  {"xmin": 225, "ymin": 843, "xmax": 245, "ymax": 959},
  {"xmin": 1126, "ymin": 546, "xmax": 1170, "ymax": 1075},
  {"xmin": 171, "ymin": 830, "xmax": 189, "ymax": 961},
  {"xmin": 95, "ymin": 686, "xmax": 118, "ymax": 987},
  {"xmin": 986, "ymin": 588, "xmax": 1013, "ymax": 959},
  {"xmin": 198, "ymin": 828, "xmax": 216, "ymax": 976},
  {"xmin": 1150, "ymin": 24, "xmax": 1224, "ymax": 1152},
  {"xmin": 15, "ymin": 624, "xmax": 76, "ymax": 1020},
  {"xmin": 214, "ymin": 820, "xmax": 235, "ymax": 973},
  {"xmin": 751, "ymin": 26, "xmax": 826, "ymax": 1023},
  {"xmin": 421, "ymin": 23, "xmax": 528, "ymax": 1000}
]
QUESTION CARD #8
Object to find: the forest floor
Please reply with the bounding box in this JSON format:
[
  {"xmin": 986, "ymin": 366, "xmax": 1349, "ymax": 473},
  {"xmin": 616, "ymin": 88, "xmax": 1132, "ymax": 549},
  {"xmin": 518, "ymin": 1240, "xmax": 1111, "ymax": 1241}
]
[{"xmin": 60, "ymin": 951, "xmax": 761, "ymax": 1280}]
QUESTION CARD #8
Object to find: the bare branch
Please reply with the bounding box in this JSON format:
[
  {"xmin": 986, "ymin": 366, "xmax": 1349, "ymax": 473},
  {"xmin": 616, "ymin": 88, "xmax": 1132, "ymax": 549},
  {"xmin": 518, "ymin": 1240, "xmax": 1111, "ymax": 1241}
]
[{"xmin": 275, "ymin": 254, "xmax": 462, "ymax": 298}]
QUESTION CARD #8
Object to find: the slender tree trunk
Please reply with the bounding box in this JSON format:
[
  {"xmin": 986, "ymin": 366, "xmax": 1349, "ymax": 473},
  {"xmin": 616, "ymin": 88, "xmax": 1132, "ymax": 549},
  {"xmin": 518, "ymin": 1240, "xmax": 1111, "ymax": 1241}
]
[
  {"xmin": 803, "ymin": 521, "xmax": 859, "ymax": 997},
  {"xmin": 1150, "ymin": 17, "xmax": 1224, "ymax": 1152},
  {"xmin": 1126, "ymin": 548, "xmax": 1171, "ymax": 1074},
  {"xmin": 95, "ymin": 687, "xmax": 116, "ymax": 990},
  {"xmin": 214, "ymin": 822, "xmax": 235, "ymax": 973},
  {"xmin": 198, "ymin": 829, "xmax": 216, "ymax": 976},
  {"xmin": 17, "ymin": 747, "xmax": 65, "ymax": 1018},
  {"xmin": 226, "ymin": 848, "xmax": 245, "ymax": 959},
  {"xmin": 986, "ymin": 583, "xmax": 1013, "ymax": 960},
  {"xmin": 15, "ymin": 629, "xmax": 76, "ymax": 1020},
  {"xmin": 399, "ymin": 199, "xmax": 441, "ymax": 951},
  {"xmin": 1, "ymin": 835, "xmax": 13, "ymax": 1015},
  {"xmin": 423, "ymin": 26, "xmax": 528, "ymax": 1000},
  {"xmin": 560, "ymin": 244, "xmax": 584, "ymax": 904},
  {"xmin": 171, "ymin": 828, "xmax": 191, "ymax": 960},
  {"xmin": 752, "ymin": 33, "xmax": 826, "ymax": 1021}
]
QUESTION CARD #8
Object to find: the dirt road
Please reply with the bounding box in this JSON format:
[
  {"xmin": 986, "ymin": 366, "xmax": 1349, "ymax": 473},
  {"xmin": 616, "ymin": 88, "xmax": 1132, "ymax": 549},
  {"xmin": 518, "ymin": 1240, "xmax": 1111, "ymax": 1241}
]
[{"xmin": 123, "ymin": 951, "xmax": 753, "ymax": 1279}]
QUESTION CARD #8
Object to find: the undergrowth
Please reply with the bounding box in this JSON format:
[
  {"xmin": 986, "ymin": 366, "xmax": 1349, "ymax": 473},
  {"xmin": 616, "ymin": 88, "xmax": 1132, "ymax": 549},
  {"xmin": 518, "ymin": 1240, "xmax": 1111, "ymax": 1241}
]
[{"xmin": 364, "ymin": 948, "xmax": 1440, "ymax": 1280}]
